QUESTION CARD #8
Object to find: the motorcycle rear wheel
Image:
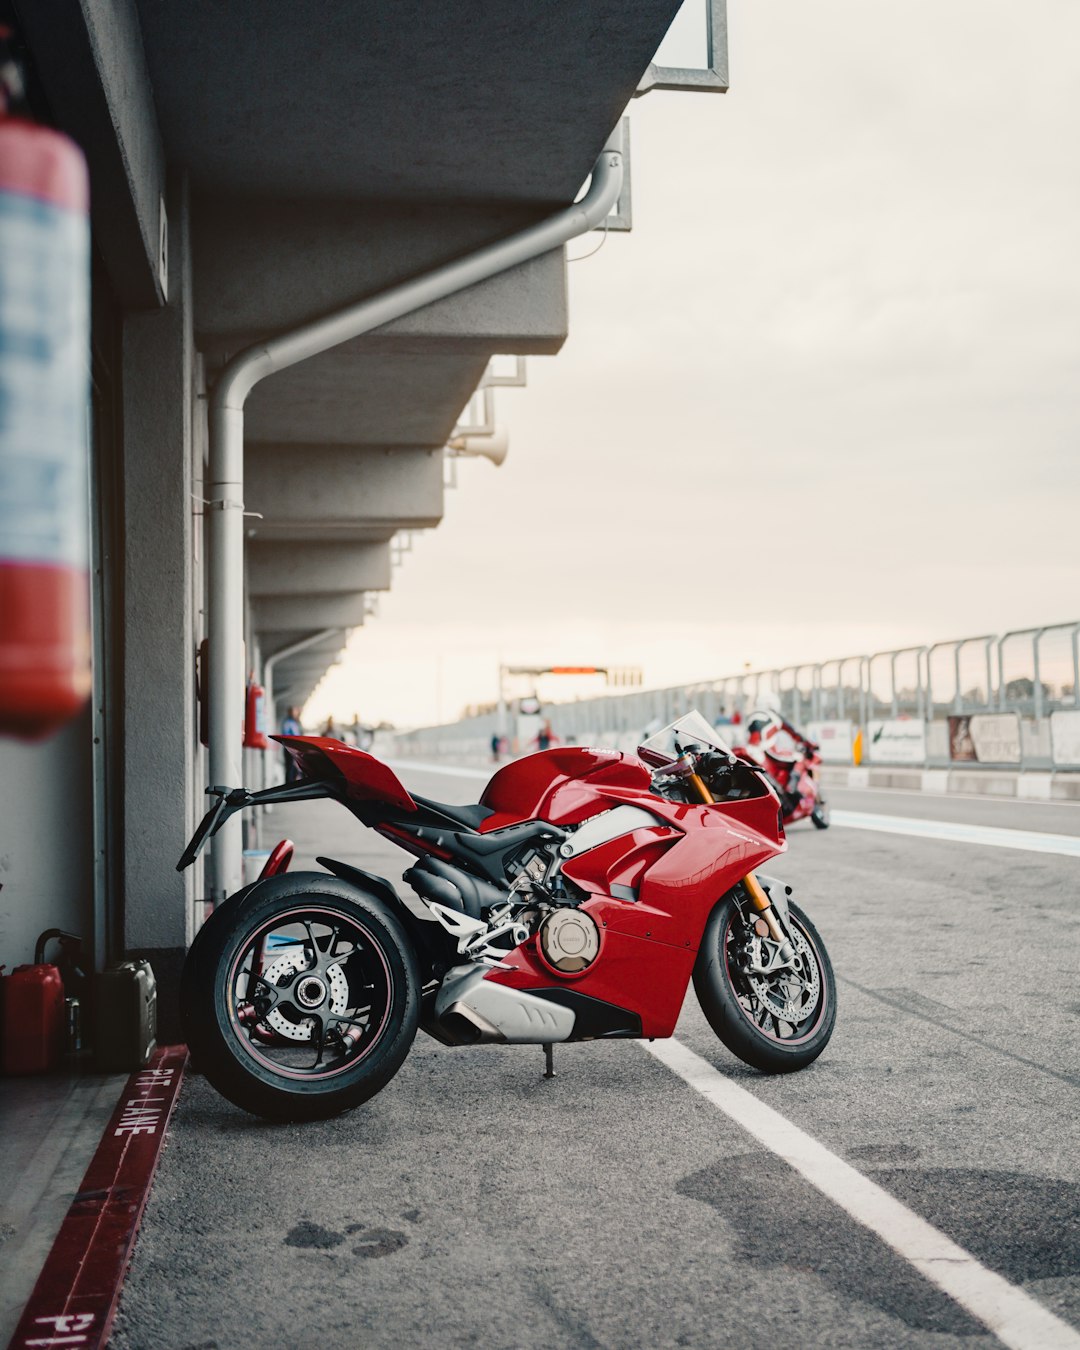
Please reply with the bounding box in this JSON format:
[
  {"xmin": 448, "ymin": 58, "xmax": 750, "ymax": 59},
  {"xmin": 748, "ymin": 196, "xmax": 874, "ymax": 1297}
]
[
  {"xmin": 181, "ymin": 874, "xmax": 419, "ymax": 1121},
  {"xmin": 693, "ymin": 893, "xmax": 836, "ymax": 1073}
]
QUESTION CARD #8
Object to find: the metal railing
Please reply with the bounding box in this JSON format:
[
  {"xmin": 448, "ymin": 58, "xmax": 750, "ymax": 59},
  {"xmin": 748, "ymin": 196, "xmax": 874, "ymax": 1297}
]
[{"xmin": 395, "ymin": 621, "xmax": 1080, "ymax": 772}]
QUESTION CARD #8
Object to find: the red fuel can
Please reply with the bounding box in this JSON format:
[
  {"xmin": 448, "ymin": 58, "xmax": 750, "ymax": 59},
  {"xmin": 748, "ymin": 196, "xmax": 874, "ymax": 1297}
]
[{"xmin": 1, "ymin": 959, "xmax": 64, "ymax": 1074}]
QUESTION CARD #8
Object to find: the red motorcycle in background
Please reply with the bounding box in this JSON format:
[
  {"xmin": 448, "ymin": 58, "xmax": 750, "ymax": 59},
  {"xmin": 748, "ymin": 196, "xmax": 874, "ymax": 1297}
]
[
  {"xmin": 178, "ymin": 712, "xmax": 836, "ymax": 1121},
  {"xmin": 737, "ymin": 710, "xmax": 830, "ymax": 830}
]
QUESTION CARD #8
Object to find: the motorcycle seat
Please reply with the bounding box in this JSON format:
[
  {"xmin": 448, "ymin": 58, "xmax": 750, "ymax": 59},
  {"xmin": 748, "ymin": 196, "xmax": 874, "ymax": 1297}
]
[{"xmin": 411, "ymin": 794, "xmax": 494, "ymax": 832}]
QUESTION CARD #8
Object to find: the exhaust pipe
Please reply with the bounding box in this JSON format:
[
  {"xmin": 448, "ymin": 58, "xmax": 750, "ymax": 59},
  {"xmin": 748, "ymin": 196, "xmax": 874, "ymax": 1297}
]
[{"xmin": 434, "ymin": 965, "xmax": 576, "ymax": 1044}]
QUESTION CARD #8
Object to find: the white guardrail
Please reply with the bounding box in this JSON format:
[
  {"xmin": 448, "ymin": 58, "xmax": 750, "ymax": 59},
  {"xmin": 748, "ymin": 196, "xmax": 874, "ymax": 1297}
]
[{"xmin": 391, "ymin": 622, "xmax": 1080, "ymax": 797}]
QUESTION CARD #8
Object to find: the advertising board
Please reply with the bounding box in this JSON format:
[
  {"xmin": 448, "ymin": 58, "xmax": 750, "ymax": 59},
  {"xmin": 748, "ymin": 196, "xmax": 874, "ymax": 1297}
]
[
  {"xmin": 1050, "ymin": 709, "xmax": 1080, "ymax": 765},
  {"xmin": 867, "ymin": 719, "xmax": 926, "ymax": 764},
  {"xmin": 806, "ymin": 720, "xmax": 855, "ymax": 764},
  {"xmin": 948, "ymin": 712, "xmax": 1021, "ymax": 764}
]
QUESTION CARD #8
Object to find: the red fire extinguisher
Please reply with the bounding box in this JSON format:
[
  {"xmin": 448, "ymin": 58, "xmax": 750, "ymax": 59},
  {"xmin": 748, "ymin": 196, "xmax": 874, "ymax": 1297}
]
[
  {"xmin": 244, "ymin": 676, "xmax": 270, "ymax": 750},
  {"xmin": 1, "ymin": 929, "xmax": 69, "ymax": 1074},
  {"xmin": 0, "ymin": 34, "xmax": 92, "ymax": 740}
]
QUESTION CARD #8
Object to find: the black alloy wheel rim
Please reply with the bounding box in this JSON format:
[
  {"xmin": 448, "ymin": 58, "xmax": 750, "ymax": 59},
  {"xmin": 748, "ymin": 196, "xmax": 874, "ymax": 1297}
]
[{"xmin": 225, "ymin": 905, "xmax": 394, "ymax": 1081}]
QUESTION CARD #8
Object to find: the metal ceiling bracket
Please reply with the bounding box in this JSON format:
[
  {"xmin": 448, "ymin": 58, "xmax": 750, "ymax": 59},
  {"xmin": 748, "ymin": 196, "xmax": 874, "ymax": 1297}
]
[{"xmin": 635, "ymin": 0, "xmax": 729, "ymax": 96}]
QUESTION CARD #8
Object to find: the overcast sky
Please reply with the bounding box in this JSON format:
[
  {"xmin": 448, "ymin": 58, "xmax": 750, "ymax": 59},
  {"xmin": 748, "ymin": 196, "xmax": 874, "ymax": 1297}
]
[{"xmin": 307, "ymin": 0, "xmax": 1080, "ymax": 729}]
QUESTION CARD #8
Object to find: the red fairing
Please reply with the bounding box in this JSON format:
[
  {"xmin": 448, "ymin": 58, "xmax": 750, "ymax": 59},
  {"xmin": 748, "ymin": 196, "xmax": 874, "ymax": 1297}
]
[
  {"xmin": 484, "ymin": 763, "xmax": 785, "ymax": 1038},
  {"xmin": 480, "ymin": 747, "xmax": 652, "ymax": 829},
  {"xmin": 492, "ymin": 930, "xmax": 694, "ymax": 1039},
  {"xmin": 273, "ymin": 736, "xmax": 417, "ymax": 812},
  {"xmin": 560, "ymin": 827, "xmax": 680, "ymax": 899},
  {"xmin": 258, "ymin": 839, "xmax": 295, "ymax": 879}
]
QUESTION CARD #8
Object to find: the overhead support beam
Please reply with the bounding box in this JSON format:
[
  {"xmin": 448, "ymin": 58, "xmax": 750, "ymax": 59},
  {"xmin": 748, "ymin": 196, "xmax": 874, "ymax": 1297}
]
[
  {"xmin": 270, "ymin": 661, "xmax": 342, "ymax": 684},
  {"xmin": 195, "ymin": 202, "xmax": 567, "ymax": 356},
  {"xmin": 244, "ymin": 353, "xmax": 489, "ymax": 448},
  {"xmin": 262, "ymin": 628, "xmax": 342, "ymax": 722},
  {"xmin": 208, "ymin": 137, "xmax": 624, "ymax": 899},
  {"xmin": 275, "ymin": 673, "xmax": 336, "ymax": 704},
  {"xmin": 252, "ymin": 593, "xmax": 368, "ymax": 632},
  {"xmin": 248, "ymin": 541, "xmax": 392, "ymax": 597},
  {"xmin": 246, "ymin": 446, "xmax": 444, "ymax": 540},
  {"xmin": 276, "ymin": 682, "xmax": 319, "ymax": 708},
  {"xmin": 261, "ymin": 630, "xmax": 347, "ymax": 662}
]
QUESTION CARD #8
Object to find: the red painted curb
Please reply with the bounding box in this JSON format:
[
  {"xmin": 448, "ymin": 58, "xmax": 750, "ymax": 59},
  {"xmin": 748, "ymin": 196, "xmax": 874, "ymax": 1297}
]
[{"xmin": 7, "ymin": 1045, "xmax": 188, "ymax": 1350}]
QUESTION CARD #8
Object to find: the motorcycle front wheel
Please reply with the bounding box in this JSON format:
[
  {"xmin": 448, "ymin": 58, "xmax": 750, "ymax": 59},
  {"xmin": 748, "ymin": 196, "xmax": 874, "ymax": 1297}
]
[
  {"xmin": 811, "ymin": 800, "xmax": 830, "ymax": 829},
  {"xmin": 693, "ymin": 892, "xmax": 836, "ymax": 1073},
  {"xmin": 181, "ymin": 874, "xmax": 420, "ymax": 1121}
]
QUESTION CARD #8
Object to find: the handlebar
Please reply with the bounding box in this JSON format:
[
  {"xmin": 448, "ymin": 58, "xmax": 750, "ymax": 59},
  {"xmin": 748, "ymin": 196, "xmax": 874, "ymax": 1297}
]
[{"xmin": 651, "ymin": 746, "xmax": 741, "ymax": 780}]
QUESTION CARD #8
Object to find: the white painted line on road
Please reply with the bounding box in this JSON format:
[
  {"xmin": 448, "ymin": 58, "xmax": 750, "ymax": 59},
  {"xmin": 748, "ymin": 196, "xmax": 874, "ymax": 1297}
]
[
  {"xmin": 831, "ymin": 809, "xmax": 1080, "ymax": 858},
  {"xmin": 833, "ymin": 782, "xmax": 1077, "ymax": 810},
  {"xmin": 645, "ymin": 1038, "xmax": 1080, "ymax": 1350}
]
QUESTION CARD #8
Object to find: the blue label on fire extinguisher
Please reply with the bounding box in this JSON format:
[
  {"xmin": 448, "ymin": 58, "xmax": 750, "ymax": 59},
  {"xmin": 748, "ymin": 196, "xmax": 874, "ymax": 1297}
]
[{"xmin": 0, "ymin": 190, "xmax": 90, "ymax": 568}]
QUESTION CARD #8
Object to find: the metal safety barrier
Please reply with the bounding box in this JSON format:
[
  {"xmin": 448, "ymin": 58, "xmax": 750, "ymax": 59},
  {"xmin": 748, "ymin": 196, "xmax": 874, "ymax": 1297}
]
[{"xmin": 395, "ymin": 621, "xmax": 1080, "ymax": 774}]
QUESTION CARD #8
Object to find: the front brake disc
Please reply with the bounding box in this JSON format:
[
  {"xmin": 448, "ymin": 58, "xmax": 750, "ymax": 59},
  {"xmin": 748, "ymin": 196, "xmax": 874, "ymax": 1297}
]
[{"xmin": 746, "ymin": 929, "xmax": 820, "ymax": 1024}]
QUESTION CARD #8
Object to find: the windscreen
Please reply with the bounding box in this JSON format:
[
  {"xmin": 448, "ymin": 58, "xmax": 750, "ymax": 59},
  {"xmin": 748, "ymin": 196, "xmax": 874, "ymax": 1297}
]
[{"xmin": 638, "ymin": 710, "xmax": 733, "ymax": 767}]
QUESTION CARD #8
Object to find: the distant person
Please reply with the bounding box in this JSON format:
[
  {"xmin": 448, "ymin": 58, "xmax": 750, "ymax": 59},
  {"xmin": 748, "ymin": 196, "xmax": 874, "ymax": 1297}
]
[
  {"xmin": 715, "ymin": 706, "xmax": 733, "ymax": 727},
  {"xmin": 537, "ymin": 720, "xmax": 552, "ymax": 752},
  {"xmin": 281, "ymin": 706, "xmax": 302, "ymax": 783},
  {"xmin": 351, "ymin": 715, "xmax": 374, "ymax": 751},
  {"xmin": 323, "ymin": 716, "xmax": 340, "ymax": 741},
  {"xmin": 491, "ymin": 731, "xmax": 501, "ymax": 763}
]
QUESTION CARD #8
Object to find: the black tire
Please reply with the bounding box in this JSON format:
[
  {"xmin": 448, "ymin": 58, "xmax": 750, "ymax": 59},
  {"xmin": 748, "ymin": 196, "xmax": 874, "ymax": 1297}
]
[
  {"xmin": 179, "ymin": 882, "xmax": 259, "ymax": 1075},
  {"xmin": 811, "ymin": 800, "xmax": 830, "ymax": 829},
  {"xmin": 180, "ymin": 872, "xmax": 419, "ymax": 1121},
  {"xmin": 693, "ymin": 892, "xmax": 836, "ymax": 1073}
]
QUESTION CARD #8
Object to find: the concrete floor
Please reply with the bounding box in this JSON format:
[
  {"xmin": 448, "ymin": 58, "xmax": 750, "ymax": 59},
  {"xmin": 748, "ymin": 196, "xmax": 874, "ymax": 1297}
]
[
  {"xmin": 97, "ymin": 764, "xmax": 1080, "ymax": 1347},
  {"xmin": 0, "ymin": 1066, "xmax": 128, "ymax": 1344}
]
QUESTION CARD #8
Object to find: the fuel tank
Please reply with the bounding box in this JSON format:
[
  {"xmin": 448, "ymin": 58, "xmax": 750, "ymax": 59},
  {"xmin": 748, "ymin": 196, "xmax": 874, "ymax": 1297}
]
[{"xmin": 479, "ymin": 747, "xmax": 652, "ymax": 829}]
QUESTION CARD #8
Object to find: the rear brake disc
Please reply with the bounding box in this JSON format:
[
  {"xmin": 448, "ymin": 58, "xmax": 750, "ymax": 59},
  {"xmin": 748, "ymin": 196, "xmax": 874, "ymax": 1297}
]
[{"xmin": 261, "ymin": 949, "xmax": 349, "ymax": 1042}]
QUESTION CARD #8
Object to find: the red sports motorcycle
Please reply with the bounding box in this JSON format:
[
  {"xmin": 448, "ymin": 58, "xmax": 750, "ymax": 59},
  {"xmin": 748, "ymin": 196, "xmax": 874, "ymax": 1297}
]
[
  {"xmin": 178, "ymin": 712, "xmax": 836, "ymax": 1121},
  {"xmin": 737, "ymin": 711, "xmax": 830, "ymax": 830}
]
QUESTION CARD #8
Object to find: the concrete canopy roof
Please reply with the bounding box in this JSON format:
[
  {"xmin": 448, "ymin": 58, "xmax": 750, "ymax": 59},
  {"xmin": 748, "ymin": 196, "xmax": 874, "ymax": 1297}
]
[
  {"xmin": 134, "ymin": 0, "xmax": 684, "ymax": 684},
  {"xmin": 244, "ymin": 352, "xmax": 490, "ymax": 448},
  {"xmin": 248, "ymin": 541, "xmax": 392, "ymax": 597},
  {"xmin": 135, "ymin": 2, "xmax": 681, "ymax": 205},
  {"xmin": 252, "ymin": 593, "xmax": 369, "ymax": 632},
  {"xmin": 263, "ymin": 631, "xmax": 348, "ymax": 662},
  {"xmin": 246, "ymin": 445, "xmax": 444, "ymax": 542}
]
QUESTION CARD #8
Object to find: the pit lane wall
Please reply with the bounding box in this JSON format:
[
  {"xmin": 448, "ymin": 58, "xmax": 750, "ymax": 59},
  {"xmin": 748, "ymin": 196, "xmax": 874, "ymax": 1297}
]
[{"xmin": 391, "ymin": 621, "xmax": 1080, "ymax": 802}]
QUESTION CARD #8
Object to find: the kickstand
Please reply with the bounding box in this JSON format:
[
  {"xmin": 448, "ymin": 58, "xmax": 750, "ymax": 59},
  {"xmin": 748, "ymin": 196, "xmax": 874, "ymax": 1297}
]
[{"xmin": 542, "ymin": 1043, "xmax": 556, "ymax": 1079}]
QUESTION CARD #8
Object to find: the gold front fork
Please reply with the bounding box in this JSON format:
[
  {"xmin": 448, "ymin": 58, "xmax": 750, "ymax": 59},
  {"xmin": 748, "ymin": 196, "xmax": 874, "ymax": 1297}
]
[
  {"xmin": 688, "ymin": 771, "xmax": 714, "ymax": 804},
  {"xmin": 742, "ymin": 871, "xmax": 788, "ymax": 947},
  {"xmin": 685, "ymin": 763, "xmax": 789, "ymax": 950}
]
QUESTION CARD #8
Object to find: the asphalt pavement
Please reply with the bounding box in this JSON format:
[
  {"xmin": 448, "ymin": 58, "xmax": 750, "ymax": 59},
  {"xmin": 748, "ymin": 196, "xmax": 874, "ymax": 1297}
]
[{"xmin": 109, "ymin": 762, "xmax": 1080, "ymax": 1350}]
